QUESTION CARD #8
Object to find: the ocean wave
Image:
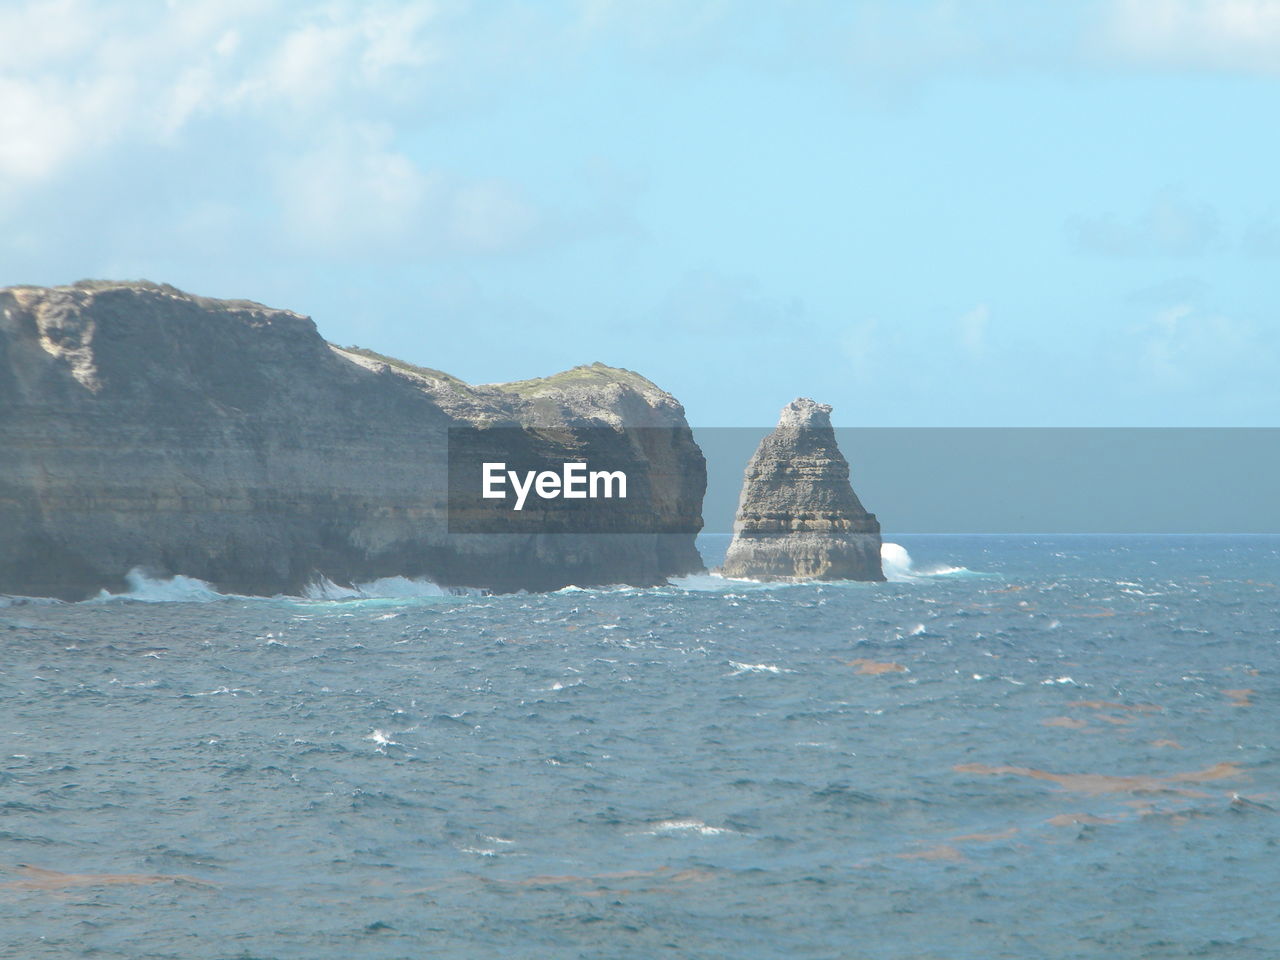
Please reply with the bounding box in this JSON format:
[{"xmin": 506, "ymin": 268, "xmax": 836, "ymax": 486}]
[
  {"xmin": 0, "ymin": 595, "xmax": 66, "ymax": 608},
  {"xmin": 666, "ymin": 573, "xmax": 815, "ymax": 593},
  {"xmin": 552, "ymin": 583, "xmax": 640, "ymax": 595},
  {"xmin": 881, "ymin": 543, "xmax": 977, "ymax": 581},
  {"xmin": 674, "ymin": 544, "xmax": 980, "ymax": 589},
  {"xmin": 78, "ymin": 569, "xmax": 472, "ymax": 605},
  {"xmin": 638, "ymin": 818, "xmax": 736, "ymax": 837},
  {"xmin": 728, "ymin": 660, "xmax": 784, "ymax": 675},
  {"xmin": 91, "ymin": 569, "xmax": 228, "ymax": 604},
  {"xmin": 302, "ymin": 575, "xmax": 459, "ymax": 601},
  {"xmin": 364, "ymin": 729, "xmax": 399, "ymax": 749},
  {"xmin": 19, "ymin": 549, "xmax": 980, "ymax": 606}
]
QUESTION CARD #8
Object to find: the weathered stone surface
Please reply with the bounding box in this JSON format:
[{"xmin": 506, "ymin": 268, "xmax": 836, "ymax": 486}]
[
  {"xmin": 0, "ymin": 280, "xmax": 705, "ymax": 599},
  {"xmin": 721, "ymin": 398, "xmax": 883, "ymax": 581}
]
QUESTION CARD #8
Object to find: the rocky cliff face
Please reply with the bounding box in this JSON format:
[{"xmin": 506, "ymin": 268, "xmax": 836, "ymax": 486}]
[
  {"xmin": 0, "ymin": 281, "xmax": 705, "ymax": 599},
  {"xmin": 720, "ymin": 398, "xmax": 883, "ymax": 581}
]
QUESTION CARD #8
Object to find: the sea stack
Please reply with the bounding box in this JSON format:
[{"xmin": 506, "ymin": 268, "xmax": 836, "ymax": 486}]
[{"xmin": 721, "ymin": 398, "xmax": 883, "ymax": 581}]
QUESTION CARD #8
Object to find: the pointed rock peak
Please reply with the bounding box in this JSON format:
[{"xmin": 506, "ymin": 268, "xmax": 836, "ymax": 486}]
[{"xmin": 777, "ymin": 397, "xmax": 833, "ymax": 429}]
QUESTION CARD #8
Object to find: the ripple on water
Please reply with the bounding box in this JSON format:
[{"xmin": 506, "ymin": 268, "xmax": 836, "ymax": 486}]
[{"xmin": 1, "ymin": 535, "xmax": 1278, "ymax": 957}]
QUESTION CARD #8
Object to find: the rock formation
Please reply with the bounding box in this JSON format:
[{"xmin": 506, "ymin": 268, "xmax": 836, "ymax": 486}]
[
  {"xmin": 720, "ymin": 398, "xmax": 883, "ymax": 581},
  {"xmin": 0, "ymin": 280, "xmax": 705, "ymax": 599}
]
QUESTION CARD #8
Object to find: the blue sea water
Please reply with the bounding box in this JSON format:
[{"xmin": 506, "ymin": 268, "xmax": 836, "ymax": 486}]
[{"xmin": 1, "ymin": 535, "xmax": 1278, "ymax": 959}]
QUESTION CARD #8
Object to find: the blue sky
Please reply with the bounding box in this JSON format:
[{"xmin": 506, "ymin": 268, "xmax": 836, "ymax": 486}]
[{"xmin": 2, "ymin": 0, "xmax": 1277, "ymax": 426}]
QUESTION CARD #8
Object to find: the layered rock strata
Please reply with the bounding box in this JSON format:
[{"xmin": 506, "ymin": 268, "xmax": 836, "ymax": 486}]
[
  {"xmin": 0, "ymin": 280, "xmax": 705, "ymax": 599},
  {"xmin": 721, "ymin": 398, "xmax": 883, "ymax": 581}
]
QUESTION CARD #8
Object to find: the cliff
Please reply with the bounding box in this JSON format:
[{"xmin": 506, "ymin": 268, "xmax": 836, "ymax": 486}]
[
  {"xmin": 720, "ymin": 398, "xmax": 883, "ymax": 581},
  {"xmin": 0, "ymin": 280, "xmax": 705, "ymax": 599}
]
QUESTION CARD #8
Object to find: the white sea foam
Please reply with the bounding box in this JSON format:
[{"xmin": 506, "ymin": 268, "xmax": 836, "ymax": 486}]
[
  {"xmin": 551, "ymin": 582, "xmax": 641, "ymax": 596},
  {"xmin": 92, "ymin": 569, "xmax": 226, "ymax": 603},
  {"xmin": 881, "ymin": 543, "xmax": 972, "ymax": 581},
  {"xmin": 640, "ymin": 818, "xmax": 734, "ymax": 837},
  {"xmin": 193, "ymin": 686, "xmax": 252, "ymax": 696},
  {"xmin": 667, "ymin": 573, "xmax": 721, "ymax": 590},
  {"xmin": 20, "ymin": 548, "xmax": 975, "ymax": 607},
  {"xmin": 668, "ymin": 573, "xmax": 792, "ymax": 592},
  {"xmin": 880, "ymin": 543, "xmax": 915, "ymax": 581},
  {"xmin": 364, "ymin": 729, "xmax": 398, "ymax": 748},
  {"xmin": 303, "ymin": 576, "xmax": 453, "ymax": 600},
  {"xmin": 728, "ymin": 660, "xmax": 782, "ymax": 675}
]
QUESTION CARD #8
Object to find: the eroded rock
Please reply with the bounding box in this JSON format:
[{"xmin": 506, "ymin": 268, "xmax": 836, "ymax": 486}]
[
  {"xmin": 0, "ymin": 280, "xmax": 705, "ymax": 598},
  {"xmin": 721, "ymin": 398, "xmax": 882, "ymax": 581}
]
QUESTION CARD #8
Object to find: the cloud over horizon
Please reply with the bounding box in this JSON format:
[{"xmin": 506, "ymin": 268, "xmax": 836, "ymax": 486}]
[{"xmin": 1, "ymin": 0, "xmax": 1275, "ymax": 426}]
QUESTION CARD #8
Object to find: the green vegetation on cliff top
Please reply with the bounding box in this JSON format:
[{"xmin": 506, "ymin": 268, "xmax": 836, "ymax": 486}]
[
  {"xmin": 488, "ymin": 362, "xmax": 661, "ymax": 397},
  {"xmin": 338, "ymin": 350, "xmax": 660, "ymax": 399},
  {"xmin": 5, "ymin": 280, "xmax": 664, "ymax": 402},
  {"xmin": 337, "ymin": 345, "xmax": 467, "ymax": 386}
]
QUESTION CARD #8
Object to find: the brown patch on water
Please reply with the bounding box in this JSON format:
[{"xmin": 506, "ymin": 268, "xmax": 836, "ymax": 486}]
[
  {"xmin": 1095, "ymin": 713, "xmax": 1134, "ymax": 726},
  {"xmin": 1151, "ymin": 739, "xmax": 1184, "ymax": 749},
  {"xmin": 0, "ymin": 864, "xmax": 209, "ymax": 891},
  {"xmin": 510, "ymin": 866, "xmax": 714, "ymax": 894},
  {"xmin": 1045, "ymin": 813, "xmax": 1120, "ymax": 826},
  {"xmin": 846, "ymin": 659, "xmax": 906, "ymax": 675},
  {"xmin": 953, "ymin": 761, "xmax": 1242, "ymax": 796},
  {"xmin": 948, "ymin": 827, "xmax": 1018, "ymax": 843},
  {"xmin": 1069, "ymin": 700, "xmax": 1161, "ymax": 713},
  {"xmin": 1224, "ymin": 689, "xmax": 1254, "ymax": 707},
  {"xmin": 898, "ymin": 845, "xmax": 965, "ymax": 862},
  {"xmin": 1042, "ymin": 716, "xmax": 1091, "ymax": 729}
]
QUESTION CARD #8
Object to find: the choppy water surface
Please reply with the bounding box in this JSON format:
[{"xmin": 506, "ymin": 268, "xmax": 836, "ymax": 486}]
[{"xmin": 2, "ymin": 535, "xmax": 1278, "ymax": 959}]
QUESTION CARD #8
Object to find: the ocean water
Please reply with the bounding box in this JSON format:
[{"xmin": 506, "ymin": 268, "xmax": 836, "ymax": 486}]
[{"xmin": 1, "ymin": 535, "xmax": 1277, "ymax": 959}]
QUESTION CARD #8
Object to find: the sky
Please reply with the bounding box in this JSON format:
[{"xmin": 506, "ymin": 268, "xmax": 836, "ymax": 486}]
[{"xmin": 2, "ymin": 0, "xmax": 1278, "ymax": 427}]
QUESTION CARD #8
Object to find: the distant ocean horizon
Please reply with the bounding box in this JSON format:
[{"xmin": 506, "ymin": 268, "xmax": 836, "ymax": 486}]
[{"xmin": 3, "ymin": 534, "xmax": 1277, "ymax": 958}]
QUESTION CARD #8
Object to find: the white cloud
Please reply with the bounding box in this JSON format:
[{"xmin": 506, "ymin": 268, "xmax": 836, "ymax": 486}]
[
  {"xmin": 1069, "ymin": 191, "xmax": 1220, "ymax": 257},
  {"xmin": 571, "ymin": 0, "xmax": 731, "ymax": 50},
  {"xmin": 277, "ymin": 124, "xmax": 428, "ymax": 252},
  {"xmin": 656, "ymin": 270, "xmax": 807, "ymax": 336},
  {"xmin": 246, "ymin": 20, "xmax": 354, "ymax": 107},
  {"xmin": 0, "ymin": 0, "xmax": 563, "ymax": 259},
  {"xmin": 958, "ymin": 304, "xmax": 990, "ymax": 358},
  {"xmin": 1244, "ymin": 210, "xmax": 1280, "ymax": 257},
  {"xmin": 1100, "ymin": 0, "xmax": 1280, "ymax": 73},
  {"xmin": 1135, "ymin": 301, "xmax": 1264, "ymax": 386},
  {"xmin": 0, "ymin": 1, "xmax": 453, "ymax": 186},
  {"xmin": 275, "ymin": 123, "xmax": 541, "ymax": 257},
  {"xmin": 448, "ymin": 180, "xmax": 540, "ymax": 253},
  {"xmin": 842, "ymin": 317, "xmax": 881, "ymax": 381}
]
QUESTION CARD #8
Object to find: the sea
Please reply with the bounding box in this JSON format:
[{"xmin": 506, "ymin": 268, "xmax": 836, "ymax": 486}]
[{"xmin": 1, "ymin": 535, "xmax": 1277, "ymax": 959}]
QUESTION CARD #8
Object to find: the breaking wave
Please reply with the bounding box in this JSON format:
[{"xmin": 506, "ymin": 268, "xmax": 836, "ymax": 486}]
[
  {"xmin": 881, "ymin": 543, "xmax": 973, "ymax": 581},
  {"xmin": 637, "ymin": 818, "xmax": 736, "ymax": 837},
  {"xmin": 302, "ymin": 576, "xmax": 455, "ymax": 601},
  {"xmin": 667, "ymin": 572, "xmax": 787, "ymax": 592},
  {"xmin": 92, "ymin": 569, "xmax": 227, "ymax": 603},
  {"xmin": 77, "ymin": 569, "xmax": 467, "ymax": 604},
  {"xmin": 15, "ymin": 550, "xmax": 979, "ymax": 606}
]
